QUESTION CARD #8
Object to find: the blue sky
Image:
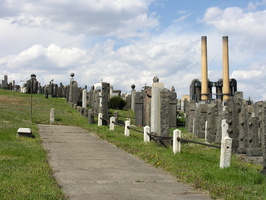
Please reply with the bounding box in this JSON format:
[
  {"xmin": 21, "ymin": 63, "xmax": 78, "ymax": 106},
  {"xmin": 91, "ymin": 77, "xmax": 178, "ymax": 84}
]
[{"xmin": 1, "ymin": 0, "xmax": 266, "ymax": 101}]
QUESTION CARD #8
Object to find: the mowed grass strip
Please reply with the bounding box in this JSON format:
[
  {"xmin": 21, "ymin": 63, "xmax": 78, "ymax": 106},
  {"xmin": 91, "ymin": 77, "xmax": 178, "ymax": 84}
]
[{"xmin": 1, "ymin": 89, "xmax": 266, "ymax": 200}]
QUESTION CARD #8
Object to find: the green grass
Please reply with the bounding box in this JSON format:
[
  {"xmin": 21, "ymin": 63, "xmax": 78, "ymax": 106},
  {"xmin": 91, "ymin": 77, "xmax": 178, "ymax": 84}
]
[{"xmin": 1, "ymin": 89, "xmax": 266, "ymax": 200}]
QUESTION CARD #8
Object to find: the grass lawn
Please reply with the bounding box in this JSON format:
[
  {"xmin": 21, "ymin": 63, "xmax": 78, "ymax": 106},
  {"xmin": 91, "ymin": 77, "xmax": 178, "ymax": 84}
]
[{"xmin": 1, "ymin": 89, "xmax": 266, "ymax": 200}]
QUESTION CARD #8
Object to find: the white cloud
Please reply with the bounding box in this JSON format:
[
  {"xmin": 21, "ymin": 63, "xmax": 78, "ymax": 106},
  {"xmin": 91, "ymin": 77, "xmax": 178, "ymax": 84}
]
[
  {"xmin": 202, "ymin": 6, "xmax": 266, "ymax": 50},
  {"xmin": 2, "ymin": 0, "xmax": 158, "ymax": 39}
]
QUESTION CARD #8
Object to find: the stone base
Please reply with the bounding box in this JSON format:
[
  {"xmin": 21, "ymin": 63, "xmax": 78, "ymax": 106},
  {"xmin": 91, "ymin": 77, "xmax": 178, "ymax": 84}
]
[
  {"xmin": 247, "ymin": 148, "xmax": 262, "ymax": 156},
  {"xmin": 237, "ymin": 147, "xmax": 247, "ymax": 154},
  {"xmin": 17, "ymin": 128, "xmax": 35, "ymax": 138}
]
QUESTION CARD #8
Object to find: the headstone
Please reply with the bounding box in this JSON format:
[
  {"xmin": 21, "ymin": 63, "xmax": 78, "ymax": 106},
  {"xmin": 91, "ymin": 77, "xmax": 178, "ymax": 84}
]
[
  {"xmin": 238, "ymin": 104, "xmax": 253, "ymax": 154},
  {"xmin": 206, "ymin": 103, "xmax": 217, "ymax": 143},
  {"xmin": 88, "ymin": 109, "xmax": 95, "ymax": 124},
  {"xmin": 160, "ymin": 88, "xmax": 170, "ymax": 136},
  {"xmin": 69, "ymin": 73, "xmax": 75, "ymax": 102},
  {"xmin": 143, "ymin": 87, "xmax": 151, "ymax": 126},
  {"xmin": 247, "ymin": 117, "xmax": 261, "ymax": 156},
  {"xmin": 194, "ymin": 103, "xmax": 208, "ymax": 138},
  {"xmin": 100, "ymin": 82, "xmax": 110, "ymax": 125},
  {"xmin": 17, "ymin": 128, "xmax": 34, "ymax": 138},
  {"xmin": 131, "ymin": 84, "xmax": 136, "ymax": 111},
  {"xmin": 169, "ymin": 86, "xmax": 177, "ymax": 127},
  {"xmin": 185, "ymin": 100, "xmax": 196, "ymax": 133},
  {"xmin": 260, "ymin": 101, "xmax": 266, "ymax": 174},
  {"xmin": 135, "ymin": 92, "xmax": 143, "ymax": 126},
  {"xmin": 82, "ymin": 88, "xmax": 87, "ymax": 108},
  {"xmin": 150, "ymin": 79, "xmax": 164, "ymax": 136}
]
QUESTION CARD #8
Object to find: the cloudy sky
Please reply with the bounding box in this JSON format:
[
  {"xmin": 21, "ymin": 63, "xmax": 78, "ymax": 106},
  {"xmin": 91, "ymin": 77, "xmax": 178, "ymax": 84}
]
[{"xmin": 1, "ymin": 0, "xmax": 266, "ymax": 101}]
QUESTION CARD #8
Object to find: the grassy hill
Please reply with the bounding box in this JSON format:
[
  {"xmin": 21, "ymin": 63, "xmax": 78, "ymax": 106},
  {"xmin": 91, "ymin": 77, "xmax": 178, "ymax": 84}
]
[{"xmin": 0, "ymin": 89, "xmax": 266, "ymax": 200}]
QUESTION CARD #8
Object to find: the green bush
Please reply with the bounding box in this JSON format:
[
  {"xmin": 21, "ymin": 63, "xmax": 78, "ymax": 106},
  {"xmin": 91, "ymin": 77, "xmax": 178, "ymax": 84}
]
[{"xmin": 109, "ymin": 96, "xmax": 126, "ymax": 110}]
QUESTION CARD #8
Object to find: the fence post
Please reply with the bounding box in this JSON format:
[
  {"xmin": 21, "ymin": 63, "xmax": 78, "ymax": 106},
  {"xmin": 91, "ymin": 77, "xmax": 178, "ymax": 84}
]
[
  {"xmin": 98, "ymin": 113, "xmax": 102, "ymax": 126},
  {"xmin": 144, "ymin": 126, "xmax": 150, "ymax": 142},
  {"xmin": 50, "ymin": 108, "xmax": 55, "ymax": 123},
  {"xmin": 205, "ymin": 121, "xmax": 208, "ymax": 142},
  {"xmin": 193, "ymin": 118, "xmax": 195, "ymax": 134},
  {"xmin": 124, "ymin": 120, "xmax": 130, "ymax": 136},
  {"xmin": 110, "ymin": 116, "xmax": 115, "ymax": 130},
  {"xmin": 220, "ymin": 136, "xmax": 232, "ymax": 168},
  {"xmin": 221, "ymin": 119, "xmax": 229, "ymax": 138},
  {"xmin": 173, "ymin": 129, "xmax": 181, "ymax": 154}
]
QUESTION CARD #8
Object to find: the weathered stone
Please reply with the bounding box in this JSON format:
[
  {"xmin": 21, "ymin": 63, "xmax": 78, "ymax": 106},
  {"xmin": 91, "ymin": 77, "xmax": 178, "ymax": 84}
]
[
  {"xmin": 143, "ymin": 87, "xmax": 151, "ymax": 126},
  {"xmin": 135, "ymin": 92, "xmax": 143, "ymax": 126},
  {"xmin": 160, "ymin": 89, "xmax": 170, "ymax": 137},
  {"xmin": 246, "ymin": 117, "xmax": 261, "ymax": 156},
  {"xmin": 206, "ymin": 103, "xmax": 217, "ymax": 143},
  {"xmin": 260, "ymin": 101, "xmax": 266, "ymax": 174},
  {"xmin": 169, "ymin": 87, "xmax": 177, "ymax": 128},
  {"xmin": 17, "ymin": 128, "xmax": 34, "ymax": 138},
  {"xmin": 131, "ymin": 85, "xmax": 136, "ymax": 111},
  {"xmin": 195, "ymin": 103, "xmax": 208, "ymax": 138},
  {"xmin": 238, "ymin": 104, "xmax": 253, "ymax": 154},
  {"xmin": 151, "ymin": 82, "xmax": 164, "ymax": 136},
  {"xmin": 88, "ymin": 109, "xmax": 95, "ymax": 124}
]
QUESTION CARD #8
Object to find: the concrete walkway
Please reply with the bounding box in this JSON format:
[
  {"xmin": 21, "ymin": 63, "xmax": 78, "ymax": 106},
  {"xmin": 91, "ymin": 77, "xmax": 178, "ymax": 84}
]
[{"xmin": 38, "ymin": 124, "xmax": 210, "ymax": 200}]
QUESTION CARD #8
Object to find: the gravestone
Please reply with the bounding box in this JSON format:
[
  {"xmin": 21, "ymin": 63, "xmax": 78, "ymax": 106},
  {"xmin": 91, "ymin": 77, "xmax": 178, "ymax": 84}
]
[
  {"xmin": 82, "ymin": 87, "xmax": 87, "ymax": 108},
  {"xmin": 225, "ymin": 92, "xmax": 243, "ymax": 153},
  {"xmin": 100, "ymin": 82, "xmax": 110, "ymax": 125},
  {"xmin": 69, "ymin": 73, "xmax": 75, "ymax": 102},
  {"xmin": 206, "ymin": 103, "xmax": 217, "ymax": 143},
  {"xmin": 131, "ymin": 84, "xmax": 136, "ymax": 111},
  {"xmin": 185, "ymin": 100, "xmax": 197, "ymax": 133},
  {"xmin": 17, "ymin": 128, "xmax": 34, "ymax": 138},
  {"xmin": 169, "ymin": 86, "xmax": 177, "ymax": 127},
  {"xmin": 160, "ymin": 88, "xmax": 170, "ymax": 136},
  {"xmin": 194, "ymin": 103, "xmax": 208, "ymax": 138},
  {"xmin": 143, "ymin": 87, "xmax": 151, "ymax": 126},
  {"xmin": 238, "ymin": 104, "xmax": 253, "ymax": 154},
  {"xmin": 135, "ymin": 92, "xmax": 143, "ymax": 126},
  {"xmin": 150, "ymin": 76, "xmax": 164, "ymax": 136},
  {"xmin": 247, "ymin": 116, "xmax": 261, "ymax": 156},
  {"xmin": 259, "ymin": 101, "xmax": 266, "ymax": 174}
]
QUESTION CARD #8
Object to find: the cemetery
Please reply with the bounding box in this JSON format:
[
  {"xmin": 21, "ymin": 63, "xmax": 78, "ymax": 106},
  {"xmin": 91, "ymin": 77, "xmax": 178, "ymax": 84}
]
[{"xmin": 1, "ymin": 36, "xmax": 266, "ymax": 199}]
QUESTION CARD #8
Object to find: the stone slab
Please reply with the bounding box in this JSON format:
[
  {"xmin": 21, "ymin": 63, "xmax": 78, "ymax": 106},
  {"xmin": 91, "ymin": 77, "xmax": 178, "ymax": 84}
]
[{"xmin": 17, "ymin": 127, "xmax": 34, "ymax": 138}]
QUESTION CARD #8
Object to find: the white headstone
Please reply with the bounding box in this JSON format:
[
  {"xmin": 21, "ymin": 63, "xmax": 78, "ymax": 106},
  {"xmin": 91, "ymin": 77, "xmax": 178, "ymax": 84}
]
[
  {"xmin": 150, "ymin": 82, "xmax": 164, "ymax": 135},
  {"xmin": 82, "ymin": 89, "xmax": 87, "ymax": 108}
]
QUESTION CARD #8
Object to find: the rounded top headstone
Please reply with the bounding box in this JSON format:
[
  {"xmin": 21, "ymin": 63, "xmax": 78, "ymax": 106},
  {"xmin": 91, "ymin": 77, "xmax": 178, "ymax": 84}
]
[
  {"xmin": 153, "ymin": 76, "xmax": 159, "ymax": 83},
  {"xmin": 131, "ymin": 84, "xmax": 135, "ymax": 90},
  {"xmin": 70, "ymin": 73, "xmax": 75, "ymax": 77}
]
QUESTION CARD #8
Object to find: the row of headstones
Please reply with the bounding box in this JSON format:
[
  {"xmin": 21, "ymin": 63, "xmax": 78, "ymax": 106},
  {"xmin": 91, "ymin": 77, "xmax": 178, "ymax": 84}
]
[
  {"xmin": 131, "ymin": 77, "xmax": 178, "ymax": 137},
  {"xmin": 184, "ymin": 91, "xmax": 266, "ymax": 173},
  {"xmin": 0, "ymin": 75, "xmax": 20, "ymax": 91}
]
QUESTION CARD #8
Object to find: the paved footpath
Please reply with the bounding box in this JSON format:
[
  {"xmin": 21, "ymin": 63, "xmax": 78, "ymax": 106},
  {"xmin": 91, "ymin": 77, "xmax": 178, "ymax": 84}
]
[{"xmin": 38, "ymin": 124, "xmax": 210, "ymax": 200}]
